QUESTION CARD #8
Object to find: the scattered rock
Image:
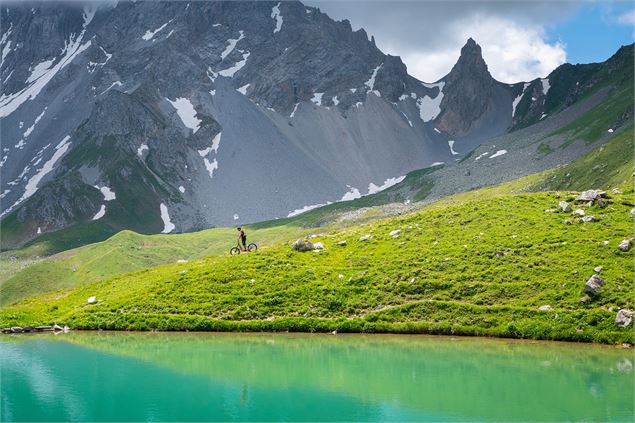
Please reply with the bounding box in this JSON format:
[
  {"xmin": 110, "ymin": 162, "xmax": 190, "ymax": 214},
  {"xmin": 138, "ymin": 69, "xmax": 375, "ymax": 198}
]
[
  {"xmin": 612, "ymin": 188, "xmax": 622, "ymax": 194},
  {"xmin": 11, "ymin": 327, "xmax": 23, "ymax": 333},
  {"xmin": 494, "ymin": 251, "xmax": 504, "ymax": 257},
  {"xmin": 572, "ymin": 209, "xmax": 585, "ymax": 217},
  {"xmin": 176, "ymin": 259, "xmax": 188, "ymax": 263},
  {"xmin": 53, "ymin": 324, "xmax": 63, "ymax": 331},
  {"xmin": 579, "ymin": 295, "xmax": 591, "ymax": 303},
  {"xmin": 337, "ymin": 240, "xmax": 347, "ymax": 246},
  {"xmin": 584, "ymin": 274, "xmax": 605, "ymax": 296},
  {"xmin": 622, "ymin": 343, "xmax": 632, "ymax": 349},
  {"xmin": 631, "ymin": 207, "xmax": 635, "ymax": 215},
  {"xmin": 615, "ymin": 309, "xmax": 633, "ymax": 327},
  {"xmin": 389, "ymin": 229, "xmax": 401, "ymax": 237},
  {"xmin": 87, "ymin": 296, "xmax": 96, "ymax": 304},
  {"xmin": 338, "ymin": 274, "xmax": 344, "ymax": 279},
  {"xmin": 330, "ymin": 330, "xmax": 337, "ymax": 335},
  {"xmin": 618, "ymin": 239, "xmax": 632, "ymax": 252},
  {"xmin": 312, "ymin": 242, "xmax": 325, "ymax": 250},
  {"xmin": 292, "ymin": 239, "xmax": 314, "ymax": 252},
  {"xmin": 308, "ymin": 234, "xmax": 317, "ymax": 239},
  {"xmin": 564, "ymin": 219, "xmax": 572, "ymax": 225},
  {"xmin": 582, "ymin": 215, "xmax": 597, "ymax": 222},
  {"xmin": 602, "ymin": 240, "xmax": 609, "ymax": 245},
  {"xmin": 576, "ymin": 190, "xmax": 606, "ymax": 202},
  {"xmin": 594, "ymin": 266, "xmax": 602, "ymax": 273},
  {"xmin": 539, "ymin": 305, "xmax": 553, "ymax": 311},
  {"xmin": 559, "ymin": 201, "xmax": 572, "ymax": 212},
  {"xmin": 359, "ymin": 234, "xmax": 373, "ymax": 241}
]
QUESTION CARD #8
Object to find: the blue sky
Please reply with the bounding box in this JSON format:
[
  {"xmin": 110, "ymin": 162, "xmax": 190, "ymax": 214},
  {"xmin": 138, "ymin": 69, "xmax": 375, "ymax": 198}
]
[
  {"xmin": 311, "ymin": 1, "xmax": 635, "ymax": 82},
  {"xmin": 547, "ymin": 2, "xmax": 634, "ymax": 65}
]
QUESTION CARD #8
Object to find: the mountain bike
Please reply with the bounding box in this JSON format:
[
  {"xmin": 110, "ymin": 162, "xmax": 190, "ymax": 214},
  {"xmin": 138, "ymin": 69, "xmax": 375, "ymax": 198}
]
[{"xmin": 230, "ymin": 241, "xmax": 257, "ymax": 255}]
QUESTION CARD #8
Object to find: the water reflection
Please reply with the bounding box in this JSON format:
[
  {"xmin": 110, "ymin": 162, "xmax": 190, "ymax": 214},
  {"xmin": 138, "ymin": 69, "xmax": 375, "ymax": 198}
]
[{"xmin": 1, "ymin": 333, "xmax": 633, "ymax": 422}]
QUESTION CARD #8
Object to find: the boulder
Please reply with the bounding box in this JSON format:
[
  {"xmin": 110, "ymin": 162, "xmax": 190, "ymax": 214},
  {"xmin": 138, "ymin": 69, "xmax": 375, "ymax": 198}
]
[
  {"xmin": 559, "ymin": 201, "xmax": 571, "ymax": 212},
  {"xmin": 312, "ymin": 242, "xmax": 325, "ymax": 250},
  {"xmin": 359, "ymin": 234, "xmax": 373, "ymax": 241},
  {"xmin": 292, "ymin": 239, "xmax": 314, "ymax": 252},
  {"xmin": 337, "ymin": 240, "xmax": 347, "ymax": 246},
  {"xmin": 615, "ymin": 309, "xmax": 633, "ymax": 328},
  {"xmin": 573, "ymin": 209, "xmax": 585, "ymax": 217},
  {"xmin": 618, "ymin": 239, "xmax": 632, "ymax": 252},
  {"xmin": 584, "ymin": 274, "xmax": 605, "ymax": 296},
  {"xmin": 575, "ymin": 190, "xmax": 606, "ymax": 202},
  {"xmin": 389, "ymin": 229, "xmax": 401, "ymax": 237}
]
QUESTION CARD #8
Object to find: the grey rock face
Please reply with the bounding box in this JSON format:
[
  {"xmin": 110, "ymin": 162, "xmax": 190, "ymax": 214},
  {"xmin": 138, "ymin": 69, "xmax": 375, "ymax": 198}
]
[
  {"xmin": 584, "ymin": 274, "xmax": 605, "ymax": 296},
  {"xmin": 0, "ymin": 1, "xmax": 631, "ymax": 247}
]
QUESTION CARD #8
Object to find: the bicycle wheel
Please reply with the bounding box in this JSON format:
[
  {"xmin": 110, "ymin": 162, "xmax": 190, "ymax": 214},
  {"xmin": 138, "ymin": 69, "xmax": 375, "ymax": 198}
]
[
  {"xmin": 230, "ymin": 247, "xmax": 241, "ymax": 255},
  {"xmin": 247, "ymin": 243, "xmax": 258, "ymax": 252}
]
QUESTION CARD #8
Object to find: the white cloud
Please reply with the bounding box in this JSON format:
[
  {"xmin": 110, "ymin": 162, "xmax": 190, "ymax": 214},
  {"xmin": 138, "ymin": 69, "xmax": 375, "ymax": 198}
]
[
  {"xmin": 308, "ymin": 1, "xmax": 573, "ymax": 83},
  {"xmin": 616, "ymin": 9, "xmax": 635, "ymax": 25},
  {"xmin": 387, "ymin": 15, "xmax": 566, "ymax": 83}
]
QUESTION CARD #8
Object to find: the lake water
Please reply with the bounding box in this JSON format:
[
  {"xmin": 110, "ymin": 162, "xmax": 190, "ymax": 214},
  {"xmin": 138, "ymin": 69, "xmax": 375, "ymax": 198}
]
[{"xmin": 1, "ymin": 332, "xmax": 633, "ymax": 422}]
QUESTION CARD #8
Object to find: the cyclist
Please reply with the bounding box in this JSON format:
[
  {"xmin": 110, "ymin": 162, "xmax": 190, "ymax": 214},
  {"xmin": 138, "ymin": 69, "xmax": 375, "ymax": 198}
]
[{"xmin": 237, "ymin": 227, "xmax": 247, "ymax": 251}]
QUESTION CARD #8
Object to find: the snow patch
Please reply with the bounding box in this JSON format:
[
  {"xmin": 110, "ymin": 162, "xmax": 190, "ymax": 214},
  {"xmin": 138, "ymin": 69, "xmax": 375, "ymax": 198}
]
[
  {"xmin": 541, "ymin": 78, "xmax": 551, "ymax": 95},
  {"xmin": 350, "ymin": 88, "xmax": 357, "ymax": 93},
  {"xmin": 511, "ymin": 82, "xmax": 530, "ymax": 117},
  {"xmin": 92, "ymin": 204, "xmax": 106, "ymax": 220},
  {"xmin": 416, "ymin": 82, "xmax": 444, "ymax": 122},
  {"xmin": 96, "ymin": 186, "xmax": 116, "ymax": 201},
  {"xmin": 489, "ymin": 149, "xmax": 507, "ymax": 159},
  {"xmin": 159, "ymin": 203, "xmax": 175, "ymax": 233},
  {"xmin": 311, "ymin": 93, "xmax": 323, "ymax": 106},
  {"xmin": 341, "ymin": 187, "xmax": 361, "ymax": 201},
  {"xmin": 37, "ymin": 227, "xmax": 41, "ymax": 234},
  {"xmin": 220, "ymin": 30, "xmax": 245, "ymax": 60},
  {"xmin": 367, "ymin": 176, "xmax": 406, "ymax": 195},
  {"xmin": 137, "ymin": 143, "xmax": 148, "ymax": 157},
  {"xmin": 608, "ymin": 128, "xmax": 614, "ymax": 133},
  {"xmin": 218, "ymin": 51, "xmax": 250, "ymax": 77},
  {"xmin": 237, "ymin": 84, "xmax": 250, "ymax": 95},
  {"xmin": 474, "ymin": 152, "xmax": 489, "ymax": 161},
  {"xmin": 401, "ymin": 112, "xmax": 413, "ymax": 127},
  {"xmin": 1, "ymin": 136, "xmax": 71, "ymax": 217},
  {"xmin": 365, "ymin": 64, "xmax": 383, "ymax": 92},
  {"xmin": 433, "ymin": 128, "xmax": 441, "ymax": 134},
  {"xmin": 179, "ymin": 186, "xmax": 185, "ymax": 193},
  {"xmin": 290, "ymin": 103, "xmax": 299, "ymax": 118},
  {"xmin": 100, "ymin": 80, "xmax": 122, "ymax": 95},
  {"xmin": 448, "ymin": 140, "xmax": 458, "ymax": 156},
  {"xmin": 233, "ymin": 213, "xmax": 239, "ymax": 220},
  {"xmin": 271, "ymin": 3, "xmax": 283, "ymax": 33},
  {"xmin": 23, "ymin": 107, "xmax": 47, "ymax": 138},
  {"xmin": 202, "ymin": 158, "xmax": 218, "ymax": 178},
  {"xmin": 540, "ymin": 113, "xmax": 547, "ymax": 120},
  {"xmin": 332, "ymin": 96, "xmax": 339, "ymax": 106},
  {"xmin": 0, "ymin": 29, "xmax": 91, "ymax": 118},
  {"xmin": 167, "ymin": 97, "xmax": 201, "ymax": 133},
  {"xmin": 142, "ymin": 20, "xmax": 172, "ymax": 41},
  {"xmin": 429, "ymin": 162, "xmax": 445, "ymax": 167},
  {"xmin": 288, "ymin": 201, "xmax": 331, "ymax": 217}
]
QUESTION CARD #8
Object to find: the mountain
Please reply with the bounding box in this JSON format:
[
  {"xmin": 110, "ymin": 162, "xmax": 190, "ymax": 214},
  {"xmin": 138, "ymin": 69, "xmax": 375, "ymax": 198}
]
[{"xmin": 0, "ymin": 1, "xmax": 632, "ymax": 249}]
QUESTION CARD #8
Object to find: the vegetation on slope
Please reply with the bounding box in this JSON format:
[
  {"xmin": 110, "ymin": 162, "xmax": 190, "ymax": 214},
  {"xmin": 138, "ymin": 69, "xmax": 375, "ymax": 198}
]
[{"xmin": 2, "ymin": 188, "xmax": 633, "ymax": 343}]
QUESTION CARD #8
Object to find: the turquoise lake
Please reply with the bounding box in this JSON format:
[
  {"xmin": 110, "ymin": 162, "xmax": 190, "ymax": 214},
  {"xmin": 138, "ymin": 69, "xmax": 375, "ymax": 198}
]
[{"xmin": 1, "ymin": 332, "xmax": 633, "ymax": 422}]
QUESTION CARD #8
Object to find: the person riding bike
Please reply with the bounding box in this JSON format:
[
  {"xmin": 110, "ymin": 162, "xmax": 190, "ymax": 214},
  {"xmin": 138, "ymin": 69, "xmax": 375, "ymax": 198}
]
[{"xmin": 237, "ymin": 227, "xmax": 247, "ymax": 251}]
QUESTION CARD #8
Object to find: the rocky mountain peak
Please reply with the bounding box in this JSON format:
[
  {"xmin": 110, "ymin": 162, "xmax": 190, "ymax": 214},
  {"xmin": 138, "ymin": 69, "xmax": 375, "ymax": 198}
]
[{"xmin": 434, "ymin": 38, "xmax": 499, "ymax": 137}]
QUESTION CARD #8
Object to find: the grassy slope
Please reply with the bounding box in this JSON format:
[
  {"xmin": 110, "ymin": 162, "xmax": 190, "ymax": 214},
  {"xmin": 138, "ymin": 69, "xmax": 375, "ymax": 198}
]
[{"xmin": 2, "ymin": 185, "xmax": 633, "ymax": 343}]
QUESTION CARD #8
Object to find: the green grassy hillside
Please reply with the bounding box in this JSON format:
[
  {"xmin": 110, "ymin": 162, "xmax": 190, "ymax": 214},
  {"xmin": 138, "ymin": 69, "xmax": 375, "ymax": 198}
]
[{"xmin": 2, "ymin": 186, "xmax": 633, "ymax": 343}]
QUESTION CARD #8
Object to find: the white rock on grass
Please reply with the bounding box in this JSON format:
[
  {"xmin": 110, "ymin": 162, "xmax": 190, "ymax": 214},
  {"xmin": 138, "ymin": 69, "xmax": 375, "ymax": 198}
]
[
  {"xmin": 337, "ymin": 240, "xmax": 347, "ymax": 246},
  {"xmin": 582, "ymin": 215, "xmax": 597, "ymax": 222},
  {"xmin": 573, "ymin": 209, "xmax": 585, "ymax": 217},
  {"xmin": 359, "ymin": 234, "xmax": 373, "ymax": 241},
  {"xmin": 389, "ymin": 229, "xmax": 401, "ymax": 237},
  {"xmin": 615, "ymin": 309, "xmax": 633, "ymax": 327},
  {"xmin": 594, "ymin": 266, "xmax": 602, "ymax": 273},
  {"xmin": 584, "ymin": 274, "xmax": 605, "ymax": 296},
  {"xmin": 313, "ymin": 242, "xmax": 325, "ymax": 250},
  {"xmin": 559, "ymin": 201, "xmax": 571, "ymax": 212},
  {"xmin": 539, "ymin": 305, "xmax": 553, "ymax": 311},
  {"xmin": 618, "ymin": 239, "xmax": 632, "ymax": 252},
  {"xmin": 87, "ymin": 296, "xmax": 96, "ymax": 304}
]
